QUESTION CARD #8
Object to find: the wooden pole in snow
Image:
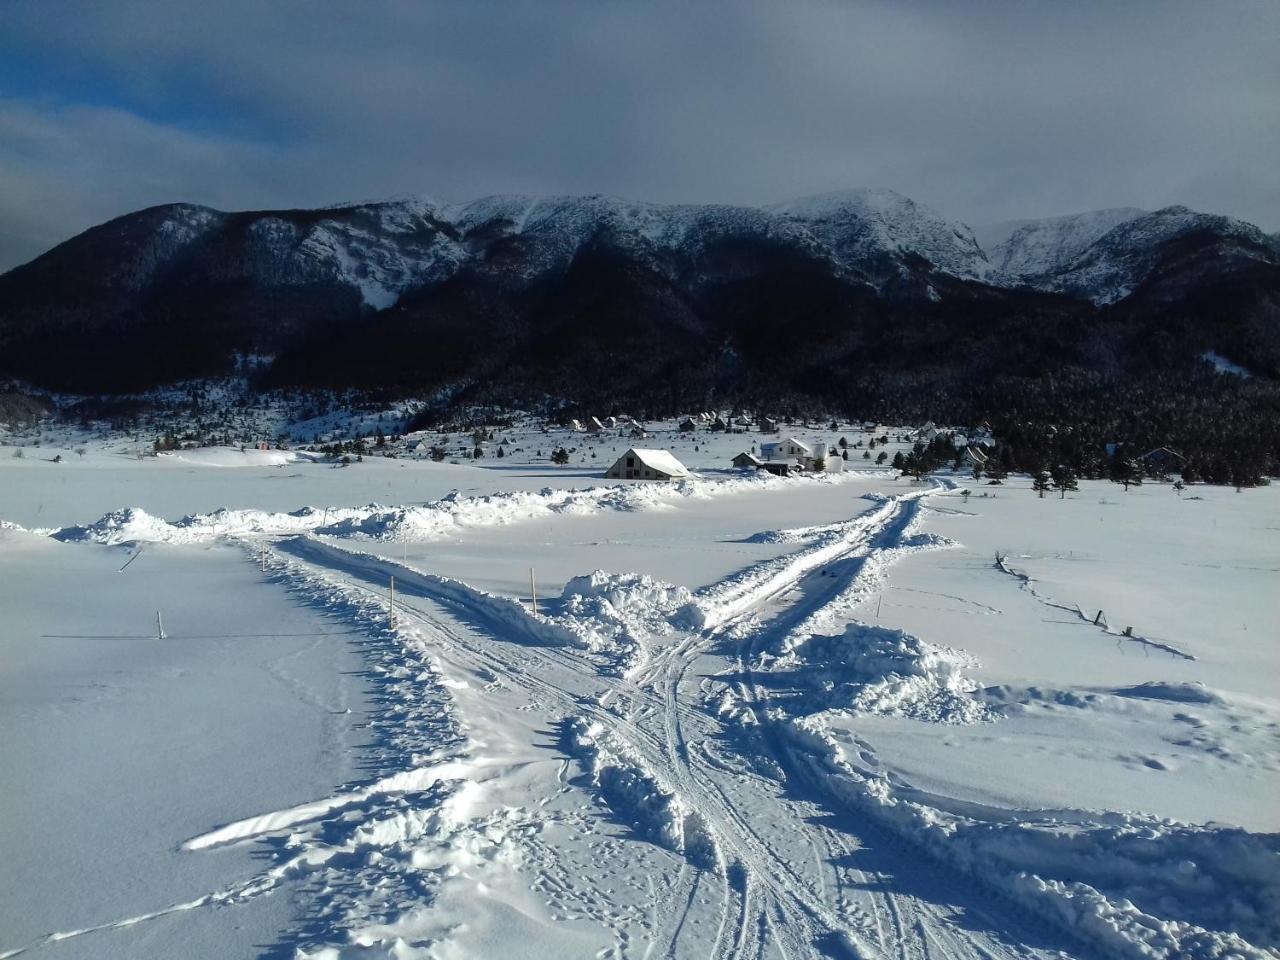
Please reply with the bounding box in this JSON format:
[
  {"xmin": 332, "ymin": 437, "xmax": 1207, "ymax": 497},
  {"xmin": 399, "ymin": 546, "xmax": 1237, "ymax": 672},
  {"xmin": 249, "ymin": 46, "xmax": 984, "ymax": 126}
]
[
  {"xmin": 389, "ymin": 575, "xmax": 396, "ymax": 629},
  {"xmin": 156, "ymin": 611, "xmax": 166, "ymax": 640},
  {"xmin": 530, "ymin": 567, "xmax": 538, "ymax": 616}
]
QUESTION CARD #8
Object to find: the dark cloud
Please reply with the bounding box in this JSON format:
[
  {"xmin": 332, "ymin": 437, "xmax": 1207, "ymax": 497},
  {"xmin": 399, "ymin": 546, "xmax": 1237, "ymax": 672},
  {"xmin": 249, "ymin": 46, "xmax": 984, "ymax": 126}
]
[{"xmin": 2, "ymin": 0, "xmax": 1277, "ymax": 270}]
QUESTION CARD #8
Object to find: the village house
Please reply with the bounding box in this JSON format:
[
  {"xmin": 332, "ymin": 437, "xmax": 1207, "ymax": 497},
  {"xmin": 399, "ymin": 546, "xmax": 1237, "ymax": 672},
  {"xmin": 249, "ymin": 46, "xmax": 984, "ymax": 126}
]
[
  {"xmin": 760, "ymin": 437, "xmax": 812, "ymax": 461},
  {"xmin": 961, "ymin": 446, "xmax": 988, "ymax": 469},
  {"xmin": 678, "ymin": 417, "xmax": 697, "ymax": 432},
  {"xmin": 605, "ymin": 448, "xmax": 690, "ymax": 481},
  {"xmin": 731, "ymin": 451, "xmax": 763, "ymax": 469},
  {"xmin": 758, "ymin": 416, "xmax": 778, "ymax": 433},
  {"xmin": 586, "ymin": 416, "xmax": 605, "ymax": 433}
]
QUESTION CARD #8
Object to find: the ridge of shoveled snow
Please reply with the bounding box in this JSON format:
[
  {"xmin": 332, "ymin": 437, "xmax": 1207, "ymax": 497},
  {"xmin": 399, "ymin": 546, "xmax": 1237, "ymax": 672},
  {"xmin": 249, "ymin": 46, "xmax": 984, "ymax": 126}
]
[
  {"xmin": 785, "ymin": 720, "xmax": 1280, "ymax": 960},
  {"xmin": 49, "ymin": 470, "xmax": 860, "ymax": 545}
]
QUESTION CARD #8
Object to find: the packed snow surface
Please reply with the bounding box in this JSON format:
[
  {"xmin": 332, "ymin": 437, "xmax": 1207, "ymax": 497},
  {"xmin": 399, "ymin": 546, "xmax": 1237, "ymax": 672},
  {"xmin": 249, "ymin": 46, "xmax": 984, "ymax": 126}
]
[{"xmin": 1, "ymin": 423, "xmax": 1277, "ymax": 959}]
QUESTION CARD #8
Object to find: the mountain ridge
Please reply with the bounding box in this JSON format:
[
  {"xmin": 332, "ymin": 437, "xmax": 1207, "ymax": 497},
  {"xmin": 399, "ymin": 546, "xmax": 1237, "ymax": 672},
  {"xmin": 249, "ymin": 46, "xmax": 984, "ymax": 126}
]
[{"xmin": 1, "ymin": 188, "xmax": 1276, "ymax": 405}]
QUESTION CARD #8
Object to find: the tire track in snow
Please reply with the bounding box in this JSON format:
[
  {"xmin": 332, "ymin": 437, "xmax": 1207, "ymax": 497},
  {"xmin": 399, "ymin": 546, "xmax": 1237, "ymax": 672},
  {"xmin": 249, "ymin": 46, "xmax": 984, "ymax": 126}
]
[{"xmin": 272, "ymin": 483, "xmax": 1053, "ymax": 960}]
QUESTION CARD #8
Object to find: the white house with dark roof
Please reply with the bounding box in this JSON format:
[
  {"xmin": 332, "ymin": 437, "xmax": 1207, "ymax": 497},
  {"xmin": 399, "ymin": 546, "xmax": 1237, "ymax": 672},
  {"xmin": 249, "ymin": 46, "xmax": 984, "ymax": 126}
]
[
  {"xmin": 605, "ymin": 448, "xmax": 690, "ymax": 482},
  {"xmin": 760, "ymin": 437, "xmax": 811, "ymax": 461}
]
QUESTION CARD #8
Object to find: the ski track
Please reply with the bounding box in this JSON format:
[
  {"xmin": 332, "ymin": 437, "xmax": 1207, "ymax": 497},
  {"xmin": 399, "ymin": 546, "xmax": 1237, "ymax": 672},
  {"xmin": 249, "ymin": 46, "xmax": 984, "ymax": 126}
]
[{"xmin": 11, "ymin": 475, "xmax": 1272, "ymax": 959}]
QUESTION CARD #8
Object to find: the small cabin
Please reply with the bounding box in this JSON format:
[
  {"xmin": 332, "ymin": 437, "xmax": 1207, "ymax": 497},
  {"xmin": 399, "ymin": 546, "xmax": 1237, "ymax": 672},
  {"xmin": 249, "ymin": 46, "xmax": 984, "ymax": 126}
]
[
  {"xmin": 732, "ymin": 452, "xmax": 763, "ymax": 469},
  {"xmin": 605, "ymin": 448, "xmax": 691, "ymax": 482},
  {"xmin": 961, "ymin": 446, "xmax": 988, "ymax": 468},
  {"xmin": 678, "ymin": 417, "xmax": 697, "ymax": 432},
  {"xmin": 758, "ymin": 416, "xmax": 779, "ymax": 433},
  {"xmin": 586, "ymin": 416, "xmax": 605, "ymax": 433}
]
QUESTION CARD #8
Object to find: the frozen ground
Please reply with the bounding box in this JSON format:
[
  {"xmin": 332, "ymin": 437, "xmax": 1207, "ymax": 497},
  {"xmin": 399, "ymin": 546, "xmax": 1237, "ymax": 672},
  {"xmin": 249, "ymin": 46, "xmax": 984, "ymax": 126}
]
[{"xmin": 1, "ymin": 419, "xmax": 1277, "ymax": 959}]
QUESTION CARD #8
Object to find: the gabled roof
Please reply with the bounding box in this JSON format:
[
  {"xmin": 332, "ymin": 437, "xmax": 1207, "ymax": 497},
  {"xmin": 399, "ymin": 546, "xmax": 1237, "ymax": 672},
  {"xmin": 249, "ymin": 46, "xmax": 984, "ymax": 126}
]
[
  {"xmin": 732, "ymin": 451, "xmax": 763, "ymax": 465},
  {"xmin": 964, "ymin": 445, "xmax": 988, "ymax": 463},
  {"xmin": 1140, "ymin": 446, "xmax": 1185, "ymax": 461},
  {"xmin": 762, "ymin": 437, "xmax": 812, "ymax": 454},
  {"xmin": 624, "ymin": 448, "xmax": 690, "ymax": 477}
]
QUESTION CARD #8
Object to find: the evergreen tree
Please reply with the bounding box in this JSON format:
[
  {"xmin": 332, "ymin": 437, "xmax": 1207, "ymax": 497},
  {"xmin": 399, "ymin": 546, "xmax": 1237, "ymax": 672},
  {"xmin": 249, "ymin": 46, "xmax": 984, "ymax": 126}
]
[{"xmin": 1051, "ymin": 464, "xmax": 1079, "ymax": 498}]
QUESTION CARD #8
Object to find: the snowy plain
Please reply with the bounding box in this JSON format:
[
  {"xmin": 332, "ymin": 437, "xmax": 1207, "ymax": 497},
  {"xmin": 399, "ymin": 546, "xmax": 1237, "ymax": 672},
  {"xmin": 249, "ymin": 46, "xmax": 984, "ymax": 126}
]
[{"xmin": 1, "ymin": 417, "xmax": 1277, "ymax": 959}]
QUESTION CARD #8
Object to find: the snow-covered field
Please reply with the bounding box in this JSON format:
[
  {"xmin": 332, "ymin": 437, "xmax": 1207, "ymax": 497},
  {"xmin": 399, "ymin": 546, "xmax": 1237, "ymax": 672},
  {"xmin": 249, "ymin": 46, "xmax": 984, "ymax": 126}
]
[{"xmin": 2, "ymin": 419, "xmax": 1277, "ymax": 959}]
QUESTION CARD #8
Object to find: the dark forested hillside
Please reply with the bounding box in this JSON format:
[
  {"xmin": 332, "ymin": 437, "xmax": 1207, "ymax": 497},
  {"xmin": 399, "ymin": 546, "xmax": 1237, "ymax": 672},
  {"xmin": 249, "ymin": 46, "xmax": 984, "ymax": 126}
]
[{"xmin": 1, "ymin": 192, "xmax": 1277, "ymax": 479}]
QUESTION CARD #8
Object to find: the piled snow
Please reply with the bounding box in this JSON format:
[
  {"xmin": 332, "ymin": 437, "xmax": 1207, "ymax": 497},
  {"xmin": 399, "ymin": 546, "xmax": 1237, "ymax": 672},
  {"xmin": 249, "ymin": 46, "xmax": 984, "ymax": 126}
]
[
  {"xmin": 694, "ymin": 491, "xmax": 929, "ymax": 629},
  {"xmin": 779, "ymin": 624, "xmax": 993, "ymax": 723},
  {"xmin": 786, "ymin": 720, "xmax": 1280, "ymax": 960},
  {"xmin": 50, "ymin": 470, "xmax": 830, "ymax": 546},
  {"xmin": 51, "ymin": 506, "xmax": 180, "ymax": 544},
  {"xmin": 158, "ymin": 446, "xmax": 311, "ymax": 467},
  {"xmin": 557, "ymin": 571, "xmax": 699, "ymax": 675},
  {"xmin": 1109, "ymin": 681, "xmax": 1224, "ymax": 705},
  {"xmin": 564, "ymin": 718, "xmax": 717, "ymax": 870}
]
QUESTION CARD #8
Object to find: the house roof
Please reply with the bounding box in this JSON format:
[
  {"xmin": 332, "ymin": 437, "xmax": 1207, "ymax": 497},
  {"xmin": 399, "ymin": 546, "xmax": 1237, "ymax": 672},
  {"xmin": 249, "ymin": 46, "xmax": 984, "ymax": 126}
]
[
  {"xmin": 733, "ymin": 452, "xmax": 763, "ymax": 464},
  {"xmin": 965, "ymin": 446, "xmax": 988, "ymax": 463},
  {"xmin": 762, "ymin": 437, "xmax": 811, "ymax": 454},
  {"xmin": 623, "ymin": 448, "xmax": 690, "ymax": 477}
]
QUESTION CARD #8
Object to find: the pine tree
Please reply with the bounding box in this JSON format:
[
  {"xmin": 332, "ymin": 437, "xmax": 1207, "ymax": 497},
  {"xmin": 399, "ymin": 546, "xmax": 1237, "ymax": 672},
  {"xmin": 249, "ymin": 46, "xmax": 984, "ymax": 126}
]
[{"xmin": 1033, "ymin": 469, "xmax": 1052, "ymax": 498}]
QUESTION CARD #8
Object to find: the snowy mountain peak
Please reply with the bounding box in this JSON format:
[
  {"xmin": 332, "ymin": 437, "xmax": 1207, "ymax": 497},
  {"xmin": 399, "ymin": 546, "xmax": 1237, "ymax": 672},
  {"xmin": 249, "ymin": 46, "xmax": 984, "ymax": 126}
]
[
  {"xmin": 980, "ymin": 207, "xmax": 1147, "ymax": 277},
  {"xmin": 771, "ymin": 188, "xmax": 990, "ymax": 281},
  {"xmin": 980, "ymin": 204, "xmax": 1278, "ymax": 304}
]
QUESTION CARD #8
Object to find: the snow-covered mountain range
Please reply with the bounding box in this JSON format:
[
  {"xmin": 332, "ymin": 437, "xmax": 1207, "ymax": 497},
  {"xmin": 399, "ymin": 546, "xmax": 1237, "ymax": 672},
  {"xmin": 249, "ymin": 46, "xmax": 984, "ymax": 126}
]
[{"xmin": 1, "ymin": 187, "xmax": 1276, "ymax": 397}]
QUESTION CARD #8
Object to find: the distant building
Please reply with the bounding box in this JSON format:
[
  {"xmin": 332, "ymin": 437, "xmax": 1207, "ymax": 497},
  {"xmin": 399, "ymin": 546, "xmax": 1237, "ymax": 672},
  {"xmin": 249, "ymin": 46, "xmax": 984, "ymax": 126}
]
[
  {"xmin": 732, "ymin": 451, "xmax": 763, "ymax": 469},
  {"xmin": 605, "ymin": 448, "xmax": 691, "ymax": 482},
  {"xmin": 679, "ymin": 417, "xmax": 697, "ymax": 432},
  {"xmin": 629, "ymin": 424, "xmax": 649, "ymax": 439},
  {"xmin": 586, "ymin": 416, "xmax": 604, "ymax": 433},
  {"xmin": 760, "ymin": 437, "xmax": 812, "ymax": 461},
  {"xmin": 961, "ymin": 446, "xmax": 989, "ymax": 469},
  {"xmin": 1139, "ymin": 447, "xmax": 1186, "ymax": 475},
  {"xmin": 710, "ymin": 415, "xmax": 729, "ymax": 432},
  {"xmin": 758, "ymin": 416, "xmax": 779, "ymax": 433},
  {"xmin": 570, "ymin": 419, "xmax": 585, "ymax": 432}
]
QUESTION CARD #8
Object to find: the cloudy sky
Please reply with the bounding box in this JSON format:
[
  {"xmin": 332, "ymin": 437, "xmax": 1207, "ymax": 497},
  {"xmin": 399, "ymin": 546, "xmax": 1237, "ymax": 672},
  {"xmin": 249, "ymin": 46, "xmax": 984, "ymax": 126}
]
[{"xmin": 1, "ymin": 0, "xmax": 1277, "ymax": 270}]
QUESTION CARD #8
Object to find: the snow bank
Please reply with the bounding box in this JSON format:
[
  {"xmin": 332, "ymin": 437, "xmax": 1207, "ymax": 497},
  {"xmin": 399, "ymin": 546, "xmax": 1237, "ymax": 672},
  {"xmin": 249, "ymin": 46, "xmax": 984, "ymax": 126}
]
[
  {"xmin": 695, "ymin": 491, "xmax": 928, "ymax": 629},
  {"xmin": 564, "ymin": 718, "xmax": 717, "ymax": 870},
  {"xmin": 556, "ymin": 571, "xmax": 700, "ymax": 676},
  {"xmin": 784, "ymin": 720, "xmax": 1280, "ymax": 959},
  {"xmin": 777, "ymin": 624, "xmax": 993, "ymax": 723},
  {"xmin": 165, "ymin": 446, "xmax": 311, "ymax": 467},
  {"xmin": 50, "ymin": 470, "xmax": 850, "ymax": 546}
]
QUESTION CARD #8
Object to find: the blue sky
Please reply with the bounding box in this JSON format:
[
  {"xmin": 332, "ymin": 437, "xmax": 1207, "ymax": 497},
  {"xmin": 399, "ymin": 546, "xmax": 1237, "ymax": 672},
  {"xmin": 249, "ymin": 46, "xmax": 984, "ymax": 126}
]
[{"xmin": 2, "ymin": 0, "xmax": 1277, "ymax": 270}]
